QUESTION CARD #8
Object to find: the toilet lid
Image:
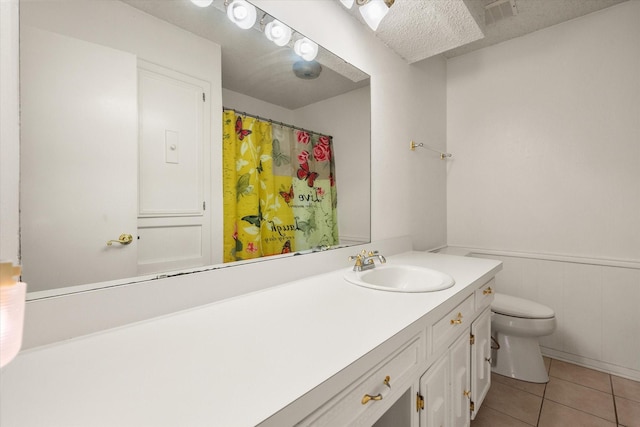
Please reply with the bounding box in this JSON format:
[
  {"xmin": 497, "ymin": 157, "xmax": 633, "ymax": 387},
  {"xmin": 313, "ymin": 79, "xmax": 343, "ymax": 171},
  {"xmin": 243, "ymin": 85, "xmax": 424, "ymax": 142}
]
[{"xmin": 491, "ymin": 293, "xmax": 555, "ymax": 319}]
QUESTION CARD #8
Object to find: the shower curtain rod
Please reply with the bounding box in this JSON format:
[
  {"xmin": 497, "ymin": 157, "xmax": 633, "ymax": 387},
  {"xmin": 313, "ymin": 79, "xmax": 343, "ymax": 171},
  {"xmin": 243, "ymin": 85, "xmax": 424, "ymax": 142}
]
[{"xmin": 223, "ymin": 107, "xmax": 332, "ymax": 139}]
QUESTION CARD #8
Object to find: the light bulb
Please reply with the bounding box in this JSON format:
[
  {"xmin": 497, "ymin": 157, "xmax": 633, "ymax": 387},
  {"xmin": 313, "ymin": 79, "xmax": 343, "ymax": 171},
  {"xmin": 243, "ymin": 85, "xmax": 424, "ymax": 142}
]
[
  {"xmin": 264, "ymin": 20, "xmax": 292, "ymax": 47},
  {"xmin": 227, "ymin": 0, "xmax": 257, "ymax": 30},
  {"xmin": 294, "ymin": 38, "xmax": 318, "ymax": 62},
  {"xmin": 359, "ymin": 0, "xmax": 390, "ymax": 31},
  {"xmin": 190, "ymin": 0, "xmax": 213, "ymax": 7},
  {"xmin": 233, "ymin": 7, "xmax": 247, "ymax": 19}
]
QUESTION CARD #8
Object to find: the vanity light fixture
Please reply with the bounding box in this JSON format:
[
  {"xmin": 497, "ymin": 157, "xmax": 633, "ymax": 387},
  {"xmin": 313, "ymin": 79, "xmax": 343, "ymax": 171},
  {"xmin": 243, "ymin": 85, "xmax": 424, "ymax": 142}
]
[
  {"xmin": 294, "ymin": 37, "xmax": 319, "ymax": 61},
  {"xmin": 340, "ymin": 0, "xmax": 395, "ymax": 31},
  {"xmin": 264, "ymin": 19, "xmax": 292, "ymax": 47},
  {"xmin": 190, "ymin": 0, "xmax": 213, "ymax": 7},
  {"xmin": 226, "ymin": 0, "xmax": 257, "ymax": 29}
]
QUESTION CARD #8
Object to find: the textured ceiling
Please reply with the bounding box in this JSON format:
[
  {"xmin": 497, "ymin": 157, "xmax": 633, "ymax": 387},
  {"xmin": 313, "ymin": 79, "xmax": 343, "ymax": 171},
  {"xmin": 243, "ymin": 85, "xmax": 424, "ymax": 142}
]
[
  {"xmin": 443, "ymin": 0, "xmax": 629, "ymax": 58},
  {"xmin": 377, "ymin": 0, "xmax": 485, "ymax": 62},
  {"xmin": 344, "ymin": 0, "xmax": 629, "ymax": 62},
  {"xmin": 124, "ymin": 0, "xmax": 629, "ymax": 108}
]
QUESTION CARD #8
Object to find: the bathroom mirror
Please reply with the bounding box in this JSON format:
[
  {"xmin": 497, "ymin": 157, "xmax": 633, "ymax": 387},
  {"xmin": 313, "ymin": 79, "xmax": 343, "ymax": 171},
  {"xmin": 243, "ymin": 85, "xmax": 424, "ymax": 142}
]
[{"xmin": 20, "ymin": 0, "xmax": 371, "ymax": 297}]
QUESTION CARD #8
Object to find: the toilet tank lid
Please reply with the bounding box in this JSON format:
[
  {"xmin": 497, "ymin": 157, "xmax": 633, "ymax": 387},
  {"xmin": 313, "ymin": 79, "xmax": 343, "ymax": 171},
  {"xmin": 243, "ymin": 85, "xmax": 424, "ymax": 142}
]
[{"xmin": 491, "ymin": 294, "xmax": 555, "ymax": 319}]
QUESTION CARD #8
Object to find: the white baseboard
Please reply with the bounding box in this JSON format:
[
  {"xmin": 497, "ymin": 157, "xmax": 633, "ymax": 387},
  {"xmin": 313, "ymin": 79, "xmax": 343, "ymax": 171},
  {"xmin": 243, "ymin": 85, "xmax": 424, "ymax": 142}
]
[{"xmin": 541, "ymin": 347, "xmax": 640, "ymax": 382}]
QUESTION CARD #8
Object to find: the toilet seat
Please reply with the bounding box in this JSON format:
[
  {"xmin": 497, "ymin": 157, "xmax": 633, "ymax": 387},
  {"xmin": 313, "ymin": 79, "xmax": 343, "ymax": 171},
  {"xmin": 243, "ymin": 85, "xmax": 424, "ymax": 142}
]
[{"xmin": 491, "ymin": 294, "xmax": 555, "ymax": 319}]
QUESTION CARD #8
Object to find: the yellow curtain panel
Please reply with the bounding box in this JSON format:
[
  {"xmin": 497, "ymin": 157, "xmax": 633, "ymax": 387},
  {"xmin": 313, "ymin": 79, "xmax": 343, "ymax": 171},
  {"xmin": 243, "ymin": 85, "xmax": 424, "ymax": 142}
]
[{"xmin": 222, "ymin": 110, "xmax": 338, "ymax": 262}]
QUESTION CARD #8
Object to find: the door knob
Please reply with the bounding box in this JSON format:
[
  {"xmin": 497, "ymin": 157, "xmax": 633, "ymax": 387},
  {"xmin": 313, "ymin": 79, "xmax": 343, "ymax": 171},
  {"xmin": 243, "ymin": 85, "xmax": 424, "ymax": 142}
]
[{"xmin": 106, "ymin": 234, "xmax": 133, "ymax": 246}]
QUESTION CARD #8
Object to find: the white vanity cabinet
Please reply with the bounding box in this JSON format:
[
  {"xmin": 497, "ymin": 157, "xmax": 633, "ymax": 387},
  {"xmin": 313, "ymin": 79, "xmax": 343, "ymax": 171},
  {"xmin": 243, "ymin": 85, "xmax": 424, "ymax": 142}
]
[
  {"xmin": 418, "ymin": 353, "xmax": 449, "ymax": 427},
  {"xmin": 449, "ymin": 331, "xmax": 472, "ymax": 427},
  {"xmin": 414, "ymin": 285, "xmax": 493, "ymax": 427},
  {"xmin": 417, "ymin": 333, "xmax": 470, "ymax": 427},
  {"xmin": 299, "ymin": 333, "xmax": 425, "ymax": 427},
  {"xmin": 417, "ymin": 305, "xmax": 492, "ymax": 427},
  {"xmin": 0, "ymin": 252, "xmax": 502, "ymax": 427},
  {"xmin": 297, "ymin": 279, "xmax": 496, "ymax": 427},
  {"xmin": 470, "ymin": 308, "xmax": 492, "ymax": 420}
]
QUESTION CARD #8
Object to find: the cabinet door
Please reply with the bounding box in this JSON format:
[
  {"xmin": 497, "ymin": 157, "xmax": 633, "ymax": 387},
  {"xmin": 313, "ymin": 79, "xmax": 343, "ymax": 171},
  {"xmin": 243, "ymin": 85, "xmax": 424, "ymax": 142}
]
[
  {"xmin": 419, "ymin": 354, "xmax": 449, "ymax": 427},
  {"xmin": 450, "ymin": 332, "xmax": 471, "ymax": 427},
  {"xmin": 471, "ymin": 308, "xmax": 492, "ymax": 420}
]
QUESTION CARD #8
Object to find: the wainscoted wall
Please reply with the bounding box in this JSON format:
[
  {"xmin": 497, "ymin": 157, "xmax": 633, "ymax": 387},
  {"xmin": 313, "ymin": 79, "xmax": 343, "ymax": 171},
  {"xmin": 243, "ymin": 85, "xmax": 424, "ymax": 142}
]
[
  {"xmin": 465, "ymin": 249, "xmax": 640, "ymax": 381},
  {"xmin": 446, "ymin": 1, "xmax": 640, "ymax": 380}
]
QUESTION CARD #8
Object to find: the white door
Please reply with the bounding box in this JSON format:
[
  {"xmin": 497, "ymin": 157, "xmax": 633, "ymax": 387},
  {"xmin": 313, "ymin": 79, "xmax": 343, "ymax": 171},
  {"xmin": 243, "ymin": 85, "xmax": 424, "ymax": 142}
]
[
  {"xmin": 20, "ymin": 26, "xmax": 138, "ymax": 291},
  {"xmin": 471, "ymin": 309, "xmax": 492, "ymax": 420},
  {"xmin": 450, "ymin": 332, "xmax": 471, "ymax": 427},
  {"xmin": 419, "ymin": 354, "xmax": 449, "ymax": 427},
  {"xmin": 137, "ymin": 62, "xmax": 211, "ymax": 274}
]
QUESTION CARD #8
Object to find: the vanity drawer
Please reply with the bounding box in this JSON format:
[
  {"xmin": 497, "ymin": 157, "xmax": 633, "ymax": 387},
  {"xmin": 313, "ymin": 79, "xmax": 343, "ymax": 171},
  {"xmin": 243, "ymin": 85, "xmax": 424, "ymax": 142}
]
[
  {"xmin": 475, "ymin": 278, "xmax": 495, "ymax": 312},
  {"xmin": 298, "ymin": 334, "xmax": 423, "ymax": 427},
  {"xmin": 432, "ymin": 294, "xmax": 475, "ymax": 350}
]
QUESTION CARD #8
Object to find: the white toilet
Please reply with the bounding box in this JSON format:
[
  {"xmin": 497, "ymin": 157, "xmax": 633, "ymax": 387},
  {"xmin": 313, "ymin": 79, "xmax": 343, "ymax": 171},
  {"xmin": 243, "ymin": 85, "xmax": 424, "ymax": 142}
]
[{"xmin": 491, "ymin": 293, "xmax": 556, "ymax": 383}]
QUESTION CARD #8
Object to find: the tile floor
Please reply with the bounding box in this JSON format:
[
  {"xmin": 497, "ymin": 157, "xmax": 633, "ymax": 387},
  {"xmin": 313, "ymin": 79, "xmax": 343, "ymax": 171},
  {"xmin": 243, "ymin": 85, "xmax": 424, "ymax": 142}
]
[{"xmin": 472, "ymin": 357, "xmax": 640, "ymax": 427}]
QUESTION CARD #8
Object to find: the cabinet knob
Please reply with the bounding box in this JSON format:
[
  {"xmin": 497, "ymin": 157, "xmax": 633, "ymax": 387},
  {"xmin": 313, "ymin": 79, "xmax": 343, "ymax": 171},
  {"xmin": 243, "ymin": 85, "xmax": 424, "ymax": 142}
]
[
  {"xmin": 361, "ymin": 375, "xmax": 391, "ymax": 405},
  {"xmin": 450, "ymin": 312, "xmax": 463, "ymax": 325},
  {"xmin": 483, "ymin": 287, "xmax": 493, "ymax": 295},
  {"xmin": 361, "ymin": 393, "xmax": 383, "ymax": 404}
]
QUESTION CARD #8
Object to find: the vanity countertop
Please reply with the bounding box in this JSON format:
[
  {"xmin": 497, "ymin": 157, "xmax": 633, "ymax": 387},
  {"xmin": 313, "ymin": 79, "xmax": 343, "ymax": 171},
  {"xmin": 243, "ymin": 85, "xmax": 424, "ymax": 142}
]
[{"xmin": 0, "ymin": 251, "xmax": 501, "ymax": 426}]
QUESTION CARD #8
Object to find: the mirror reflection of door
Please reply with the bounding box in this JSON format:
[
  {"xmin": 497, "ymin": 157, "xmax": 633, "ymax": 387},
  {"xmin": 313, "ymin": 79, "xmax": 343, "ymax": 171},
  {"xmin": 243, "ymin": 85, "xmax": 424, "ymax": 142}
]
[
  {"xmin": 137, "ymin": 62, "xmax": 211, "ymax": 275},
  {"xmin": 20, "ymin": 27, "xmax": 213, "ymax": 288},
  {"xmin": 20, "ymin": 26, "xmax": 139, "ymax": 288}
]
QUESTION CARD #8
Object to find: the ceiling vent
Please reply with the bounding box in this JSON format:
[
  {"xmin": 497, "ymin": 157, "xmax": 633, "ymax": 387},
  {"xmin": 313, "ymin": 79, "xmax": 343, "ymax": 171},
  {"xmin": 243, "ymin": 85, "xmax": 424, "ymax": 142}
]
[{"xmin": 485, "ymin": 0, "xmax": 518, "ymax": 25}]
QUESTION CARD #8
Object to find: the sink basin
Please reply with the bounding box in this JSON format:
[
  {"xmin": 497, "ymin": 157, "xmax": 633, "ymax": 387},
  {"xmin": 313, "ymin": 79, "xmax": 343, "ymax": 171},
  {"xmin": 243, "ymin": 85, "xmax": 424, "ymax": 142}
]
[{"xmin": 344, "ymin": 264, "xmax": 455, "ymax": 293}]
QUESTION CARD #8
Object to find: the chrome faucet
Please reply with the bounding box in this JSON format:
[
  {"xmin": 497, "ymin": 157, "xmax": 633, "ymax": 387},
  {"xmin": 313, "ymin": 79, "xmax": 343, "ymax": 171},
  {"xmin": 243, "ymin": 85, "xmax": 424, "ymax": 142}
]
[{"xmin": 349, "ymin": 249, "xmax": 387, "ymax": 271}]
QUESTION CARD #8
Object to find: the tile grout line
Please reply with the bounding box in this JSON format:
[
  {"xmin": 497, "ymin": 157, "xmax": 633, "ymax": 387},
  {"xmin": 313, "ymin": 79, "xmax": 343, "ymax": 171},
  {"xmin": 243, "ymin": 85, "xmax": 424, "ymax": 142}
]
[
  {"xmin": 481, "ymin": 379, "xmax": 540, "ymax": 426},
  {"xmin": 610, "ymin": 374, "xmax": 619, "ymax": 426},
  {"xmin": 547, "ymin": 368, "xmax": 616, "ymax": 395},
  {"xmin": 540, "ymin": 399, "xmax": 621, "ymax": 426},
  {"xmin": 475, "ymin": 358, "xmax": 640, "ymax": 426},
  {"xmin": 542, "ymin": 359, "xmax": 619, "ymax": 426},
  {"xmin": 536, "ymin": 359, "xmax": 552, "ymax": 426}
]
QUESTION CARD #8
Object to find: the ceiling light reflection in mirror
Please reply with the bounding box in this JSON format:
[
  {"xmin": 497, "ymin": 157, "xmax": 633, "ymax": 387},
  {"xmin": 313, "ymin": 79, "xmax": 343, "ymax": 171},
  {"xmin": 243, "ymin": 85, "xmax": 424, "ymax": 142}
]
[{"xmin": 19, "ymin": 0, "xmax": 371, "ymax": 297}]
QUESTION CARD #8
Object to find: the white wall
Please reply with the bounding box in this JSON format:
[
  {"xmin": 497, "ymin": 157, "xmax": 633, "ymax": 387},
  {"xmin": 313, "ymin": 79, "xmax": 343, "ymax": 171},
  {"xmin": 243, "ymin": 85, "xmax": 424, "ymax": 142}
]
[
  {"xmin": 0, "ymin": 0, "xmax": 20, "ymax": 262},
  {"xmin": 0, "ymin": 0, "xmax": 448, "ymax": 349},
  {"xmin": 222, "ymin": 88, "xmax": 295, "ymax": 124},
  {"xmin": 447, "ymin": 1, "xmax": 640, "ymax": 380},
  {"xmin": 447, "ymin": 1, "xmax": 640, "ymax": 260},
  {"xmin": 410, "ymin": 56, "xmax": 448, "ymax": 251}
]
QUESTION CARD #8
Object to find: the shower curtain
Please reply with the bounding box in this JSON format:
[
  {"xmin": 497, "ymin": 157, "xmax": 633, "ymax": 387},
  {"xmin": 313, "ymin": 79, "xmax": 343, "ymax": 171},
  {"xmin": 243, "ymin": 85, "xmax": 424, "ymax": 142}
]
[{"xmin": 222, "ymin": 110, "xmax": 338, "ymax": 262}]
